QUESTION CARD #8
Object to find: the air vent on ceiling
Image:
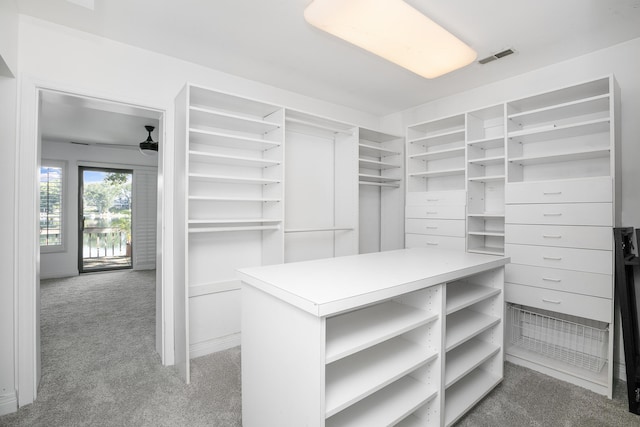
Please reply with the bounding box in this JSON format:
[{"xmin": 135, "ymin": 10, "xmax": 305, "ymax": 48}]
[{"xmin": 478, "ymin": 48, "xmax": 515, "ymax": 65}]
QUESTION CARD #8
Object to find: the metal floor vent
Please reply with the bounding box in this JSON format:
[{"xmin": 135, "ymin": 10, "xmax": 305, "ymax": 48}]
[{"xmin": 478, "ymin": 48, "xmax": 515, "ymax": 65}]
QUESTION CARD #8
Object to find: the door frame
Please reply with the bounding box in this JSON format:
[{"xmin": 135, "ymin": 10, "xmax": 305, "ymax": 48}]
[
  {"xmin": 15, "ymin": 77, "xmax": 176, "ymax": 406},
  {"xmin": 78, "ymin": 166, "xmax": 134, "ymax": 273}
]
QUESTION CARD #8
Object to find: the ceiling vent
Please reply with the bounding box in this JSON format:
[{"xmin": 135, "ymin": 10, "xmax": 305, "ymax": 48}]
[{"xmin": 478, "ymin": 48, "xmax": 515, "ymax": 65}]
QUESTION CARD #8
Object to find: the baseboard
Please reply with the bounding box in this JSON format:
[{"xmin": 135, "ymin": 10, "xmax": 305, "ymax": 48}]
[
  {"xmin": 40, "ymin": 270, "xmax": 79, "ymax": 280},
  {"xmin": 0, "ymin": 391, "xmax": 17, "ymax": 416},
  {"xmin": 189, "ymin": 333, "xmax": 240, "ymax": 359}
]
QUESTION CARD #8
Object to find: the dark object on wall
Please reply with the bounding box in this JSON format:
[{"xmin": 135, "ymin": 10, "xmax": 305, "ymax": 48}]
[{"xmin": 614, "ymin": 227, "xmax": 640, "ymax": 415}]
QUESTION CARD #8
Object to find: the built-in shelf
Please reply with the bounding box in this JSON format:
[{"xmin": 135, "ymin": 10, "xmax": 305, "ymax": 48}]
[
  {"xmin": 359, "ymin": 173, "xmax": 402, "ymax": 183},
  {"xmin": 188, "ymin": 225, "xmax": 280, "ymax": 233},
  {"xmin": 359, "ymin": 158, "xmax": 401, "ymax": 170},
  {"xmin": 468, "ymin": 175, "xmax": 506, "ymax": 183},
  {"xmin": 446, "ymin": 283, "xmax": 501, "ymax": 315},
  {"xmin": 508, "ymin": 94, "xmax": 609, "ymax": 127},
  {"xmin": 284, "ymin": 227, "xmax": 354, "ymax": 233},
  {"xmin": 446, "ymin": 310, "xmax": 500, "ymax": 352},
  {"xmin": 468, "ymin": 156, "xmax": 505, "ymax": 166},
  {"xmin": 189, "ymin": 196, "xmax": 281, "ymax": 202},
  {"xmin": 408, "ymin": 129, "xmax": 465, "ymax": 148},
  {"xmin": 190, "ymin": 106, "xmax": 281, "ymax": 134},
  {"xmin": 467, "ymin": 213, "xmax": 505, "ymax": 218},
  {"xmin": 444, "ymin": 368, "xmax": 501, "ymax": 426},
  {"xmin": 325, "ymin": 376, "xmax": 436, "ymax": 427},
  {"xmin": 468, "ymin": 246, "xmax": 505, "ymax": 256},
  {"xmin": 188, "ymin": 173, "xmax": 280, "ymax": 185},
  {"xmin": 467, "ymin": 136, "xmax": 504, "ymax": 149},
  {"xmin": 409, "ymin": 168, "xmax": 466, "ymax": 179},
  {"xmin": 189, "ymin": 151, "xmax": 280, "ymax": 168},
  {"xmin": 409, "ymin": 146, "xmax": 465, "ymax": 161},
  {"xmin": 359, "ymin": 181, "xmax": 400, "ymax": 188},
  {"xmin": 508, "ymin": 148, "xmax": 610, "ymax": 166},
  {"xmin": 325, "ymin": 337, "xmax": 436, "ymax": 417},
  {"xmin": 326, "ymin": 300, "xmax": 437, "ymax": 363},
  {"xmin": 359, "ymin": 143, "xmax": 400, "ymax": 158},
  {"xmin": 507, "ymin": 117, "xmax": 610, "ymax": 144},
  {"xmin": 188, "ymin": 218, "xmax": 281, "ymax": 225},
  {"xmin": 467, "ymin": 231, "xmax": 505, "ymax": 237},
  {"xmin": 189, "ymin": 128, "xmax": 280, "ymax": 151},
  {"xmin": 445, "ymin": 339, "xmax": 500, "ymax": 388}
]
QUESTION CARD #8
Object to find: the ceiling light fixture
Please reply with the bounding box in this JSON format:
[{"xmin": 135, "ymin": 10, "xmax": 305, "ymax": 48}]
[
  {"xmin": 139, "ymin": 125, "xmax": 158, "ymax": 156},
  {"xmin": 304, "ymin": 0, "xmax": 477, "ymax": 79}
]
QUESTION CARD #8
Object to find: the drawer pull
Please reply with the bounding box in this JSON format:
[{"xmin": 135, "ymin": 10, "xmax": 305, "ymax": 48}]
[
  {"xmin": 543, "ymin": 191, "xmax": 562, "ymax": 195},
  {"xmin": 425, "ymin": 226, "xmax": 438, "ymax": 229},
  {"xmin": 542, "ymin": 298, "xmax": 562, "ymax": 304},
  {"xmin": 426, "ymin": 211, "xmax": 438, "ymax": 215},
  {"xmin": 543, "ymin": 256, "xmax": 562, "ymax": 261},
  {"xmin": 542, "ymin": 277, "xmax": 562, "ymax": 282},
  {"xmin": 543, "ymin": 234, "xmax": 562, "ymax": 239},
  {"xmin": 543, "ymin": 213, "xmax": 563, "ymax": 216},
  {"xmin": 426, "ymin": 199, "xmax": 439, "ymax": 202},
  {"xmin": 426, "ymin": 242, "xmax": 439, "ymax": 246}
]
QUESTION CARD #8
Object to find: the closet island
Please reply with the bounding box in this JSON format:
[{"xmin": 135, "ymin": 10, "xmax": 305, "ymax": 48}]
[{"xmin": 238, "ymin": 247, "xmax": 509, "ymax": 426}]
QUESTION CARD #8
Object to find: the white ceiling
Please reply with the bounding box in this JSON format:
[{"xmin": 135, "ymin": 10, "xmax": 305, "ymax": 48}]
[{"xmin": 23, "ymin": 0, "xmax": 640, "ymax": 146}]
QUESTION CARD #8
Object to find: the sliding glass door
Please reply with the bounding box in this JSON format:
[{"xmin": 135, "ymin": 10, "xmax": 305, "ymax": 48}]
[{"xmin": 79, "ymin": 167, "xmax": 133, "ymax": 273}]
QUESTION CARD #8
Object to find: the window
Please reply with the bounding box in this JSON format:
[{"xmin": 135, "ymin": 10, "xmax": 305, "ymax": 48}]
[{"xmin": 40, "ymin": 161, "xmax": 65, "ymax": 251}]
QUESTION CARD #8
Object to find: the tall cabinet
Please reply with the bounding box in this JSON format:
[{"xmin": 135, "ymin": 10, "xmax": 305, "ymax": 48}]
[{"xmin": 404, "ymin": 75, "xmax": 620, "ymax": 397}]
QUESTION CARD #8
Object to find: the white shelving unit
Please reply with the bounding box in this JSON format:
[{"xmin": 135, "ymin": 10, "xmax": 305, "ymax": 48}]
[
  {"xmin": 466, "ymin": 105, "xmax": 506, "ymax": 256},
  {"xmin": 284, "ymin": 110, "xmax": 358, "ymax": 263},
  {"xmin": 444, "ymin": 269, "xmax": 504, "ymax": 426},
  {"xmin": 358, "ymin": 128, "xmax": 404, "ymax": 254},
  {"xmin": 405, "ymin": 115, "xmax": 467, "ymax": 252},
  {"xmin": 402, "ymin": 75, "xmax": 619, "ymax": 398},
  {"xmin": 503, "ymin": 76, "xmax": 619, "ymax": 397},
  {"xmin": 239, "ymin": 248, "xmax": 508, "ymax": 427},
  {"xmin": 174, "ymin": 84, "xmax": 284, "ymax": 378}
]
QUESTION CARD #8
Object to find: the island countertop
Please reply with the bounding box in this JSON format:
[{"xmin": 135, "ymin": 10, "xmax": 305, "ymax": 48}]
[{"xmin": 238, "ymin": 247, "xmax": 509, "ymax": 317}]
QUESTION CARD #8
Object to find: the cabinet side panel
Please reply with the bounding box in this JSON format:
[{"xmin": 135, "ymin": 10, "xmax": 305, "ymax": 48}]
[{"xmin": 242, "ymin": 285, "xmax": 324, "ymax": 427}]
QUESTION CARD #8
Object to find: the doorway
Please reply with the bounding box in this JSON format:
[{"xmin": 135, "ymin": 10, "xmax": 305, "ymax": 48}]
[{"xmin": 79, "ymin": 166, "xmax": 133, "ymax": 273}]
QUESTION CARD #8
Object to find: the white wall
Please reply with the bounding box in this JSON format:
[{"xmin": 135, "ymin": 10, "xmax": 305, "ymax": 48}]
[
  {"xmin": 0, "ymin": 0, "xmax": 18, "ymax": 416},
  {"xmin": 382, "ymin": 36, "xmax": 640, "ymax": 379},
  {"xmin": 40, "ymin": 141, "xmax": 158, "ymax": 279}
]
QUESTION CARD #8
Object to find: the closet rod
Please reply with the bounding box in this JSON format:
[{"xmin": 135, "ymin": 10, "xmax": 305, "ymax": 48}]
[{"xmin": 284, "ymin": 227, "xmax": 354, "ymax": 233}]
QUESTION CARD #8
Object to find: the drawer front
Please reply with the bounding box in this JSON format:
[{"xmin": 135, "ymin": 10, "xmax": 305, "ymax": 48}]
[
  {"xmin": 505, "ymin": 177, "xmax": 612, "ymax": 204},
  {"xmin": 505, "ymin": 264, "xmax": 612, "ymax": 299},
  {"xmin": 405, "ymin": 234, "xmax": 466, "ymax": 250},
  {"xmin": 405, "ymin": 219, "xmax": 465, "ymax": 237},
  {"xmin": 406, "ymin": 205, "xmax": 465, "ymax": 220},
  {"xmin": 505, "ymin": 244, "xmax": 612, "ymax": 275},
  {"xmin": 406, "ymin": 190, "xmax": 466, "ymax": 206},
  {"xmin": 505, "ymin": 224, "xmax": 612, "ymax": 250},
  {"xmin": 505, "ymin": 203, "xmax": 612, "ymax": 226},
  {"xmin": 505, "ymin": 283, "xmax": 611, "ymax": 323}
]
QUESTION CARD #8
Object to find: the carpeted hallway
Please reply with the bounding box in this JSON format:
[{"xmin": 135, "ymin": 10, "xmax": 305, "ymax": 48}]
[{"xmin": 0, "ymin": 270, "xmax": 638, "ymax": 426}]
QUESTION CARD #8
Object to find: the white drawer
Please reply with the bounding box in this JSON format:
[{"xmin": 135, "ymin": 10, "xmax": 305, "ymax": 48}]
[
  {"xmin": 505, "ymin": 224, "xmax": 612, "ymax": 250},
  {"xmin": 505, "ymin": 264, "xmax": 612, "ymax": 299},
  {"xmin": 505, "ymin": 283, "xmax": 611, "ymax": 323},
  {"xmin": 405, "ymin": 219, "xmax": 465, "ymax": 237},
  {"xmin": 505, "ymin": 244, "xmax": 612, "ymax": 275},
  {"xmin": 405, "ymin": 234, "xmax": 466, "ymax": 251},
  {"xmin": 505, "ymin": 203, "xmax": 612, "ymax": 226},
  {"xmin": 505, "ymin": 177, "xmax": 612, "ymax": 204},
  {"xmin": 406, "ymin": 190, "xmax": 466, "ymax": 206},
  {"xmin": 405, "ymin": 205, "xmax": 465, "ymax": 220}
]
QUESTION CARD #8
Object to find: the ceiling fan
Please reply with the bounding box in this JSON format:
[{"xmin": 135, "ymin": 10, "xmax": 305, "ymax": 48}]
[{"xmin": 68, "ymin": 125, "xmax": 159, "ymax": 155}]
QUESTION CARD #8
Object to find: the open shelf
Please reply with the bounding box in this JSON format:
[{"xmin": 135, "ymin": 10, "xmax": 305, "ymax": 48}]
[
  {"xmin": 190, "ymin": 106, "xmax": 281, "ymax": 134},
  {"xmin": 446, "ymin": 283, "xmax": 501, "ymax": 315},
  {"xmin": 188, "ymin": 218, "xmax": 281, "ymax": 225},
  {"xmin": 359, "ymin": 181, "xmax": 400, "ymax": 188},
  {"xmin": 445, "ymin": 339, "xmax": 500, "ymax": 388},
  {"xmin": 444, "ymin": 368, "xmax": 501, "ymax": 426},
  {"xmin": 395, "ymin": 414, "xmax": 424, "ymax": 427},
  {"xmin": 468, "ymin": 246, "xmax": 505, "ymax": 256},
  {"xmin": 468, "ymin": 175, "xmax": 505, "ymax": 183},
  {"xmin": 409, "ymin": 168, "xmax": 465, "ymax": 179},
  {"xmin": 446, "ymin": 310, "xmax": 500, "ymax": 352},
  {"xmin": 359, "ymin": 158, "xmax": 401, "ymax": 170},
  {"xmin": 508, "ymin": 94, "xmax": 609, "ymax": 128},
  {"xmin": 325, "ymin": 376, "xmax": 436, "ymax": 427},
  {"xmin": 467, "ymin": 136, "xmax": 504, "ymax": 149},
  {"xmin": 359, "ymin": 142, "xmax": 400, "ymax": 158},
  {"xmin": 189, "ymin": 151, "xmax": 280, "ymax": 168},
  {"xmin": 359, "ymin": 173, "xmax": 401, "ymax": 183},
  {"xmin": 507, "ymin": 117, "xmax": 610, "ymax": 144},
  {"xmin": 467, "ymin": 231, "xmax": 505, "ymax": 237},
  {"xmin": 325, "ymin": 337, "xmax": 436, "ymax": 417},
  {"xmin": 467, "ymin": 213, "xmax": 504, "ymax": 218},
  {"xmin": 189, "ymin": 128, "xmax": 280, "ymax": 151},
  {"xmin": 189, "ymin": 195, "xmax": 281, "ymax": 202},
  {"xmin": 468, "ymin": 155, "xmax": 505, "ymax": 166},
  {"xmin": 326, "ymin": 300, "xmax": 437, "ymax": 363},
  {"xmin": 409, "ymin": 146, "xmax": 465, "ymax": 161},
  {"xmin": 188, "ymin": 225, "xmax": 280, "ymax": 233},
  {"xmin": 284, "ymin": 227, "xmax": 354, "ymax": 233},
  {"xmin": 188, "ymin": 173, "xmax": 280, "ymax": 185},
  {"xmin": 508, "ymin": 147, "xmax": 610, "ymax": 166},
  {"xmin": 408, "ymin": 129, "xmax": 465, "ymax": 148}
]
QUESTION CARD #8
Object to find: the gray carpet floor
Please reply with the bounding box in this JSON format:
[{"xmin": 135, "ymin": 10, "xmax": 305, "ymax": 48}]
[{"xmin": 0, "ymin": 270, "xmax": 638, "ymax": 426}]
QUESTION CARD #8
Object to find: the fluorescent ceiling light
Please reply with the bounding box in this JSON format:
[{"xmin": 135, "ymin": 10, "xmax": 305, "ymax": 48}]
[{"xmin": 304, "ymin": 0, "xmax": 477, "ymax": 79}]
